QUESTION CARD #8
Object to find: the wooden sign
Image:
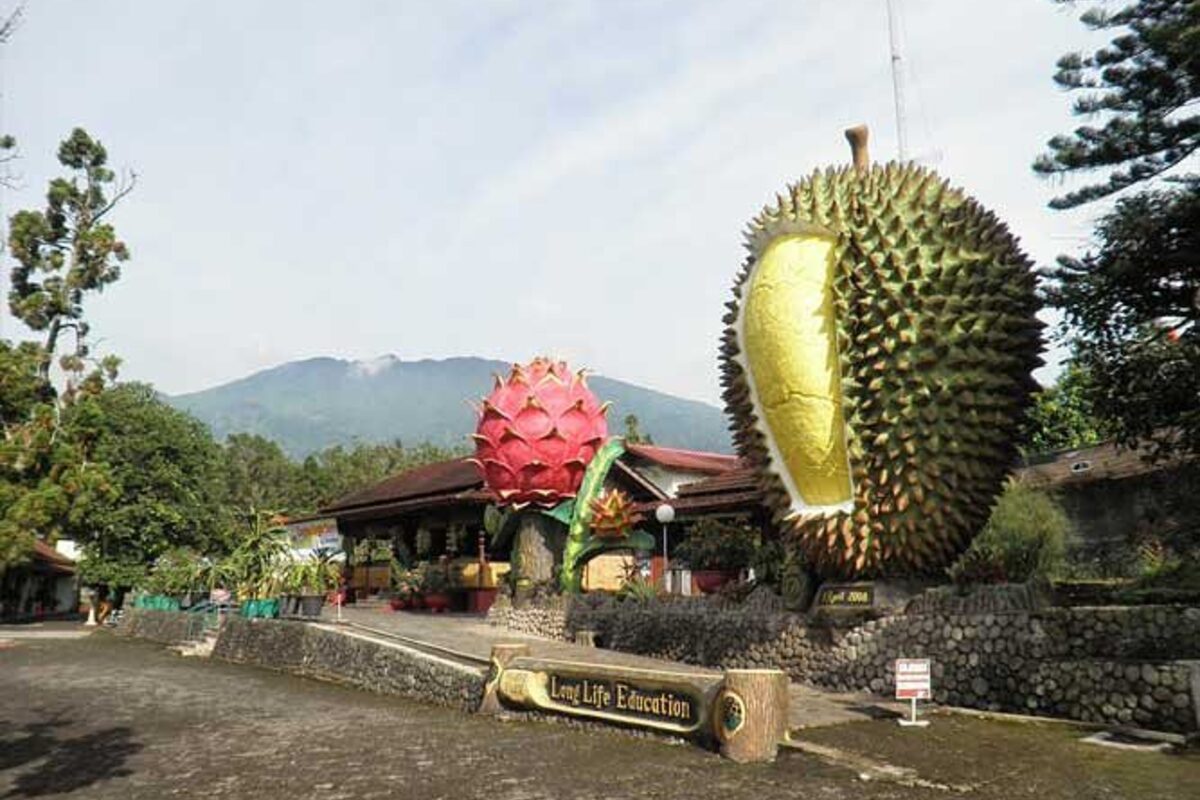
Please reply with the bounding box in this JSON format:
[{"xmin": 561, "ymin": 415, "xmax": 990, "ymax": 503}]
[
  {"xmin": 816, "ymin": 582, "xmax": 875, "ymax": 609},
  {"xmin": 495, "ymin": 657, "xmax": 717, "ymax": 736},
  {"xmin": 485, "ymin": 647, "xmax": 791, "ymax": 762},
  {"xmin": 895, "ymin": 658, "xmax": 931, "ymax": 700},
  {"xmin": 546, "ymin": 674, "xmax": 699, "ymax": 726}
]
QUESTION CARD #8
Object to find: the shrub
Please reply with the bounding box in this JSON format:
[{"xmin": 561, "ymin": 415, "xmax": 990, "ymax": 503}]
[
  {"xmin": 675, "ymin": 518, "xmax": 758, "ymax": 571},
  {"xmin": 1132, "ymin": 534, "xmax": 1200, "ymax": 590},
  {"xmin": 750, "ymin": 538, "xmax": 788, "ymax": 587},
  {"xmin": 616, "ymin": 575, "xmax": 662, "ymax": 604},
  {"xmin": 948, "ymin": 482, "xmax": 1071, "ymax": 585}
]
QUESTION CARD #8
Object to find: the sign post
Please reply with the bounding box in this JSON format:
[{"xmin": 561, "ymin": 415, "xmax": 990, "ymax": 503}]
[{"xmin": 894, "ymin": 658, "xmax": 931, "ymax": 727}]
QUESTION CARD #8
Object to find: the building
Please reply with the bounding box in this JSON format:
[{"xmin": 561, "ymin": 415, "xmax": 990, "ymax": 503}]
[
  {"xmin": 0, "ymin": 540, "xmax": 79, "ymax": 621},
  {"xmin": 1015, "ymin": 440, "xmax": 1198, "ymax": 568},
  {"xmin": 317, "ymin": 444, "xmax": 768, "ymax": 597}
]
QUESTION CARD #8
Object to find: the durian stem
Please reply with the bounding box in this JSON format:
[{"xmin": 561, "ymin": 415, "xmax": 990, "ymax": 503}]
[{"xmin": 845, "ymin": 125, "xmax": 869, "ymax": 171}]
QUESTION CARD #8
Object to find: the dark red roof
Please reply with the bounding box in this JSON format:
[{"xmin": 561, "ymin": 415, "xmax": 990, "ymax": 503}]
[
  {"xmin": 331, "ymin": 489, "xmax": 494, "ymax": 523},
  {"xmin": 321, "ymin": 445, "xmax": 750, "ymax": 521},
  {"xmin": 624, "ymin": 444, "xmax": 741, "ymax": 474},
  {"xmin": 674, "ymin": 467, "xmax": 759, "ymax": 497},
  {"xmin": 635, "ymin": 490, "xmax": 763, "ymax": 516},
  {"xmin": 32, "ymin": 540, "xmax": 76, "ymax": 574},
  {"xmin": 630, "ymin": 466, "xmax": 763, "ymax": 516},
  {"xmin": 322, "ymin": 458, "xmax": 483, "ymax": 513}
]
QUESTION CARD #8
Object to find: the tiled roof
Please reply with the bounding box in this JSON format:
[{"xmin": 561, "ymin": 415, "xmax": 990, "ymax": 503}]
[
  {"xmin": 331, "ymin": 489, "xmax": 494, "ymax": 523},
  {"xmin": 322, "ymin": 445, "xmax": 748, "ymax": 520},
  {"xmin": 633, "ymin": 490, "xmax": 763, "ymax": 517},
  {"xmin": 674, "ymin": 467, "xmax": 759, "ymax": 497},
  {"xmin": 322, "ymin": 458, "xmax": 483, "ymax": 513},
  {"xmin": 634, "ymin": 466, "xmax": 763, "ymax": 516},
  {"xmin": 1016, "ymin": 440, "xmax": 1188, "ymax": 488},
  {"xmin": 32, "ymin": 540, "xmax": 76, "ymax": 574},
  {"xmin": 623, "ymin": 443, "xmax": 741, "ymax": 474}
]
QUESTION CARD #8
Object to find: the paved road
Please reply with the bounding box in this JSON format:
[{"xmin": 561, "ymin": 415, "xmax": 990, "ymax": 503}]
[
  {"xmin": 2, "ymin": 633, "xmax": 1196, "ymax": 799},
  {"xmin": 0, "ymin": 621, "xmax": 93, "ymax": 640},
  {"xmin": 0, "ymin": 633, "xmax": 917, "ymax": 800}
]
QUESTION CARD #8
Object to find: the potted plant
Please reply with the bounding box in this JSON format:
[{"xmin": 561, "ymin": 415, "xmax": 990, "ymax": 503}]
[
  {"xmin": 278, "ymin": 559, "xmax": 303, "ymax": 618},
  {"xmin": 420, "ymin": 564, "xmax": 452, "ymax": 613},
  {"xmin": 389, "ymin": 567, "xmax": 415, "ymax": 611},
  {"xmin": 299, "ymin": 554, "xmax": 340, "ymax": 619},
  {"xmin": 226, "ymin": 511, "xmax": 292, "ymax": 617},
  {"xmin": 254, "ymin": 570, "xmax": 282, "ymax": 619},
  {"xmin": 404, "ymin": 563, "xmax": 427, "ymax": 609},
  {"xmin": 675, "ymin": 519, "xmax": 757, "ymax": 593}
]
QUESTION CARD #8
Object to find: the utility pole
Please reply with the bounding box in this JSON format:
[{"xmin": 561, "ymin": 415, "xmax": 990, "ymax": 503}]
[{"xmin": 886, "ymin": 0, "xmax": 907, "ymax": 161}]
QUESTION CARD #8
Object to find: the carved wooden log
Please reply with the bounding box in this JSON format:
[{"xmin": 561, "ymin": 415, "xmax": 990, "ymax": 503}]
[
  {"xmin": 479, "ymin": 643, "xmax": 532, "ymax": 714},
  {"xmin": 716, "ymin": 669, "xmax": 790, "ymax": 763}
]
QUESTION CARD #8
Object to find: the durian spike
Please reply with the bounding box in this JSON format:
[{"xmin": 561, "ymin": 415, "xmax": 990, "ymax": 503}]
[{"xmin": 845, "ymin": 124, "xmax": 869, "ymax": 171}]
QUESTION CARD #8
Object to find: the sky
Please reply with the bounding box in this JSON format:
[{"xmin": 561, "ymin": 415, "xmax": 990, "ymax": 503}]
[{"xmin": 0, "ymin": 0, "xmax": 1110, "ymax": 405}]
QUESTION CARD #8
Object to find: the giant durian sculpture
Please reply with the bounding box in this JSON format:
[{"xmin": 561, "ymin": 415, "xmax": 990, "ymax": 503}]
[{"xmin": 720, "ymin": 126, "xmax": 1043, "ymax": 578}]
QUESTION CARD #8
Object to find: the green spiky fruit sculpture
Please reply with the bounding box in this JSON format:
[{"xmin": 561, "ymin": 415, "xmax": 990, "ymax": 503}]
[{"xmin": 720, "ymin": 126, "xmax": 1042, "ymax": 578}]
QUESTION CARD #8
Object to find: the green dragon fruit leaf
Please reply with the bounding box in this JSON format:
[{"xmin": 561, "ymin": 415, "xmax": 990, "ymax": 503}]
[
  {"xmin": 559, "ymin": 438, "xmax": 626, "ymax": 593},
  {"xmin": 539, "ymin": 499, "xmax": 576, "ymax": 527}
]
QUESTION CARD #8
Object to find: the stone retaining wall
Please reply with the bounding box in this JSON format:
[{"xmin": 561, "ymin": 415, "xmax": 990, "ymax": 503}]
[
  {"xmin": 489, "ymin": 595, "xmax": 1200, "ymax": 733},
  {"xmin": 213, "ymin": 617, "xmax": 485, "ymax": 712},
  {"xmin": 116, "ymin": 608, "xmax": 211, "ymax": 645}
]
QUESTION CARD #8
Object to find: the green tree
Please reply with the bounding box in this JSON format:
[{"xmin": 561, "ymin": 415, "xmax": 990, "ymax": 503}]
[
  {"xmin": 1033, "ymin": 0, "xmax": 1199, "ymax": 209},
  {"xmin": 622, "ymin": 413, "xmax": 653, "ymax": 445},
  {"xmin": 294, "ymin": 440, "xmax": 462, "ymax": 511},
  {"xmin": 0, "ymin": 360, "xmax": 118, "ymax": 569},
  {"xmin": 0, "ymin": 341, "xmax": 53, "ymax": 425},
  {"xmin": 1021, "ymin": 362, "xmax": 1115, "ymax": 454},
  {"xmin": 1037, "ymin": 2, "xmax": 1199, "ymax": 459},
  {"xmin": 67, "ymin": 384, "xmax": 228, "ymax": 588},
  {"xmin": 1, "ymin": 128, "xmax": 133, "ymax": 569},
  {"xmin": 8, "ymin": 128, "xmax": 134, "ymax": 379},
  {"xmin": 1048, "ymin": 185, "xmax": 1198, "ymax": 458},
  {"xmin": 221, "ymin": 433, "xmax": 302, "ymax": 514}
]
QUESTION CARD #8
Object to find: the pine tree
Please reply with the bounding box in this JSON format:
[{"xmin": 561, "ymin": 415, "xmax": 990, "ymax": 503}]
[
  {"xmin": 1037, "ymin": 2, "xmax": 1199, "ymax": 460},
  {"xmin": 1033, "ymin": 0, "xmax": 1199, "ymax": 209}
]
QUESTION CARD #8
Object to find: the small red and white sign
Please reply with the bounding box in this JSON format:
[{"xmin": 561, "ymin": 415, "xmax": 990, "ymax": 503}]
[{"xmin": 895, "ymin": 658, "xmax": 931, "ymax": 700}]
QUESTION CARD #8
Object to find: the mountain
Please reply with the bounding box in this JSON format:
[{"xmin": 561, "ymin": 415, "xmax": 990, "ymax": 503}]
[{"xmin": 166, "ymin": 356, "xmax": 734, "ymax": 457}]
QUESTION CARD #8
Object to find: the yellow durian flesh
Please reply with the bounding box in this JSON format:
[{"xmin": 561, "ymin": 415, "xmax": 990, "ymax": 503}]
[{"xmin": 738, "ymin": 233, "xmax": 854, "ymax": 512}]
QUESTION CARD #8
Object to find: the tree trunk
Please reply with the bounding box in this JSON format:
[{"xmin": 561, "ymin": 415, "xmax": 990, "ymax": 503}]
[
  {"xmin": 717, "ymin": 669, "xmax": 789, "ymax": 763},
  {"xmin": 512, "ymin": 513, "xmax": 561, "ymax": 586}
]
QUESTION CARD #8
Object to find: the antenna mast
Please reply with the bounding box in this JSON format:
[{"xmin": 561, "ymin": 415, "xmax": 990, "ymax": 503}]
[{"xmin": 886, "ymin": 0, "xmax": 907, "ymax": 160}]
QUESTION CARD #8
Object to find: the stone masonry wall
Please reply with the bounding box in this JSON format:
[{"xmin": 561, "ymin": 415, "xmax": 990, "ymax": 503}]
[
  {"xmin": 214, "ymin": 616, "xmax": 485, "ymax": 712},
  {"xmin": 116, "ymin": 608, "xmax": 211, "ymax": 645},
  {"xmin": 489, "ymin": 595, "xmax": 1200, "ymax": 734}
]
